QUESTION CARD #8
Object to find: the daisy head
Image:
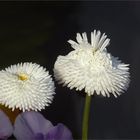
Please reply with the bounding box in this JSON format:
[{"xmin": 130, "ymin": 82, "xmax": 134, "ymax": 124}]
[
  {"xmin": 54, "ymin": 30, "xmax": 130, "ymax": 97},
  {"xmin": 0, "ymin": 62, "xmax": 55, "ymax": 112}
]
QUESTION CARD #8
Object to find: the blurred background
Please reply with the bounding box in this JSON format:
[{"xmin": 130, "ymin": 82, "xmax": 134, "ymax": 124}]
[{"xmin": 0, "ymin": 1, "xmax": 139, "ymax": 139}]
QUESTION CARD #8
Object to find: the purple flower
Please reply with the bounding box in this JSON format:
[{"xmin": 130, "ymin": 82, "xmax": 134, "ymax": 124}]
[
  {"xmin": 0, "ymin": 110, "xmax": 73, "ymax": 140},
  {"xmin": 0, "ymin": 109, "xmax": 13, "ymax": 140},
  {"xmin": 13, "ymin": 111, "xmax": 73, "ymax": 140}
]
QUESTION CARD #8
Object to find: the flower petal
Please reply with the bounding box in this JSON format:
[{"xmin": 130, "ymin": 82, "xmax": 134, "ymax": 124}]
[
  {"xmin": 46, "ymin": 123, "xmax": 73, "ymax": 140},
  {"xmin": 0, "ymin": 62, "xmax": 55, "ymax": 112},
  {"xmin": 0, "ymin": 109, "xmax": 13, "ymax": 139},
  {"xmin": 34, "ymin": 133, "xmax": 44, "ymax": 140},
  {"xmin": 54, "ymin": 30, "xmax": 130, "ymax": 97},
  {"xmin": 13, "ymin": 111, "xmax": 53, "ymax": 140}
]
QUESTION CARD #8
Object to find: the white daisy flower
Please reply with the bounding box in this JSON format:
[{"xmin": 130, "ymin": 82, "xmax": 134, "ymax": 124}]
[
  {"xmin": 54, "ymin": 30, "xmax": 130, "ymax": 97},
  {"xmin": 0, "ymin": 62, "xmax": 55, "ymax": 112}
]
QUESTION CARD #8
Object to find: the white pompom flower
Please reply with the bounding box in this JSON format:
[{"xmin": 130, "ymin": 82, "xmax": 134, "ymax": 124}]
[
  {"xmin": 0, "ymin": 62, "xmax": 55, "ymax": 112},
  {"xmin": 54, "ymin": 30, "xmax": 130, "ymax": 97}
]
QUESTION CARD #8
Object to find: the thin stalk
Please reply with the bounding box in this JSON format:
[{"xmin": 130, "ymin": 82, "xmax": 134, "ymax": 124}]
[{"xmin": 82, "ymin": 94, "xmax": 92, "ymax": 140}]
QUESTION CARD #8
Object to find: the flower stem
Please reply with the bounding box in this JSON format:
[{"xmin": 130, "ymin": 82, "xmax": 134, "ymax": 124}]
[{"xmin": 82, "ymin": 94, "xmax": 92, "ymax": 140}]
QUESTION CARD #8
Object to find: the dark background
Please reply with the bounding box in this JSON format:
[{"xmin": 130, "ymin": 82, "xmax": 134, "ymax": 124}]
[{"xmin": 0, "ymin": 1, "xmax": 139, "ymax": 139}]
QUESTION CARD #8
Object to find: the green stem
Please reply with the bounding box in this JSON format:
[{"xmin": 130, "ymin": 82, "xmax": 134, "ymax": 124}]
[{"xmin": 82, "ymin": 94, "xmax": 92, "ymax": 140}]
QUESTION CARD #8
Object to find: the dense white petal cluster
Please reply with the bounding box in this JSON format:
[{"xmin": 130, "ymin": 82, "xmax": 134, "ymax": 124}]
[
  {"xmin": 54, "ymin": 30, "xmax": 130, "ymax": 97},
  {"xmin": 0, "ymin": 62, "xmax": 55, "ymax": 111}
]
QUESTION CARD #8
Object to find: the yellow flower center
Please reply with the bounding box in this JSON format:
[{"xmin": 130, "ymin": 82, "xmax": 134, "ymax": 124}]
[
  {"xmin": 93, "ymin": 48, "xmax": 98, "ymax": 54},
  {"xmin": 18, "ymin": 73, "xmax": 28, "ymax": 81}
]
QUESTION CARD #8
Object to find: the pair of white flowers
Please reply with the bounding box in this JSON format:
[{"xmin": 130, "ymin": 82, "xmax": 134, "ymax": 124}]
[{"xmin": 0, "ymin": 30, "xmax": 130, "ymax": 112}]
